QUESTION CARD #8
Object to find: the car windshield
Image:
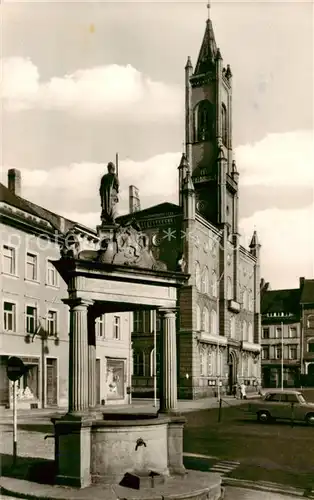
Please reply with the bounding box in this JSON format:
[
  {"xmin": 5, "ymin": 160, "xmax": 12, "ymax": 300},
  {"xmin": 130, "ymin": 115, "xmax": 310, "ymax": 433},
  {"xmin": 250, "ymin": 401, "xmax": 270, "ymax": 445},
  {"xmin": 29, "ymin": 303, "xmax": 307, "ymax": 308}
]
[{"xmin": 298, "ymin": 394, "xmax": 306, "ymax": 404}]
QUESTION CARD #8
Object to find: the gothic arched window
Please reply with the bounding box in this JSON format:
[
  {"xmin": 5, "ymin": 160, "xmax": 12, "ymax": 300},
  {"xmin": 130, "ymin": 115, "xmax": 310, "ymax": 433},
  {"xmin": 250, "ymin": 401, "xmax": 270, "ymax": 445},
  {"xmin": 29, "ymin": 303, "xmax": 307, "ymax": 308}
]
[
  {"xmin": 195, "ymin": 262, "xmax": 201, "ymax": 291},
  {"xmin": 212, "ymin": 271, "xmax": 218, "ymax": 298},
  {"xmin": 230, "ymin": 315, "xmax": 236, "ymax": 338},
  {"xmin": 307, "ymin": 315, "xmax": 314, "ymax": 329},
  {"xmin": 242, "ymin": 320, "xmax": 248, "ymax": 342},
  {"xmin": 248, "ymin": 323, "xmax": 253, "ymax": 343},
  {"xmin": 248, "ymin": 290, "xmax": 253, "ymax": 311},
  {"xmin": 194, "ymin": 100, "xmax": 214, "ymax": 143},
  {"xmin": 227, "ymin": 276, "xmax": 232, "ymax": 301},
  {"xmin": 208, "ymin": 351, "xmax": 213, "ymax": 376},
  {"xmin": 242, "ymin": 289, "xmax": 248, "ymax": 310},
  {"xmin": 196, "ymin": 305, "xmax": 202, "ymax": 331},
  {"xmin": 200, "ymin": 349, "xmax": 206, "ymax": 376},
  {"xmin": 203, "ymin": 307, "xmax": 210, "ymax": 333},
  {"xmin": 203, "ymin": 266, "xmax": 210, "ymax": 295},
  {"xmin": 221, "ymin": 104, "xmax": 228, "ymax": 146},
  {"xmin": 211, "ymin": 309, "xmax": 217, "ymax": 334}
]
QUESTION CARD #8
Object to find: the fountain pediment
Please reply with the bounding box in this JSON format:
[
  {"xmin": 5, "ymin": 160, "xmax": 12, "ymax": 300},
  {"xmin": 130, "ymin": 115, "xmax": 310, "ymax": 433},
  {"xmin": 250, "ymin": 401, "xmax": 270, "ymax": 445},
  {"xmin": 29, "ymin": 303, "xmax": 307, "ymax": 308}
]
[{"xmin": 60, "ymin": 220, "xmax": 167, "ymax": 271}]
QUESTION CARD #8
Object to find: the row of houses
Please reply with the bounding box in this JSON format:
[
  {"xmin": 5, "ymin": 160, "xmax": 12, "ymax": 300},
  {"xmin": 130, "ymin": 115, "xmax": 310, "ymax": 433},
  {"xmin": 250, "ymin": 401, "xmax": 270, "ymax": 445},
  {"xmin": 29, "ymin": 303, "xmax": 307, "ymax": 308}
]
[
  {"xmin": 0, "ymin": 170, "xmax": 133, "ymax": 409},
  {"xmin": 260, "ymin": 278, "xmax": 314, "ymax": 388}
]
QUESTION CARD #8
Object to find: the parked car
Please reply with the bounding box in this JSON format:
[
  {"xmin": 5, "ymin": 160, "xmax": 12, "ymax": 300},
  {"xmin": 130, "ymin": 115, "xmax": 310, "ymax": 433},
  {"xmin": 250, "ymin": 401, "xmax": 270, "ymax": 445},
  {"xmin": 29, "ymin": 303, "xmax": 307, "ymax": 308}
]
[{"xmin": 247, "ymin": 390, "xmax": 314, "ymax": 425}]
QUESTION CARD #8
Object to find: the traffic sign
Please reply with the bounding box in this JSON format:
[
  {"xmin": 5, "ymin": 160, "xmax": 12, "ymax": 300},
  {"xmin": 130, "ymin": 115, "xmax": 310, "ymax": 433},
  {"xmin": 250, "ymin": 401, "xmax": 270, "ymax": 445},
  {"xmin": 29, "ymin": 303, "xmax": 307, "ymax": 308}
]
[{"xmin": 7, "ymin": 356, "xmax": 26, "ymax": 382}]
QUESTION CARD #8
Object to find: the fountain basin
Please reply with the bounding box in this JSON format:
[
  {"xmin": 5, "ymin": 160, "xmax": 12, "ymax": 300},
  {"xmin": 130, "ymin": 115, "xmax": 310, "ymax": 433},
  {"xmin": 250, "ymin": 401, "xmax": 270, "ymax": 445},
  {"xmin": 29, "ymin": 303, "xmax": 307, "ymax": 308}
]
[{"xmin": 91, "ymin": 414, "xmax": 171, "ymax": 484}]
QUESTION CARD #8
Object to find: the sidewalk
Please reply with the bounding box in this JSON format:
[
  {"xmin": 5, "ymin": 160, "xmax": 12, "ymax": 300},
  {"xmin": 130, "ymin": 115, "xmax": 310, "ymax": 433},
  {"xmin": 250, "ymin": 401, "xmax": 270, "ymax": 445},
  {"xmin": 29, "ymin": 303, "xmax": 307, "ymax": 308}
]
[{"xmin": 0, "ymin": 393, "xmax": 258, "ymax": 424}]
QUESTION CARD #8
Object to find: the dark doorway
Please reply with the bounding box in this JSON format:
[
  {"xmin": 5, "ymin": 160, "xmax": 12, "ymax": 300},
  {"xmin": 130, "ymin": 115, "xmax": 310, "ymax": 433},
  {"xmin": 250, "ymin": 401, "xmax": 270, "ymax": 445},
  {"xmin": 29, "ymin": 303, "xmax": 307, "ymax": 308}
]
[
  {"xmin": 46, "ymin": 358, "xmax": 57, "ymax": 406},
  {"xmin": 228, "ymin": 363, "xmax": 233, "ymax": 394},
  {"xmin": 228, "ymin": 351, "xmax": 236, "ymax": 395},
  {"xmin": 262, "ymin": 367, "xmax": 271, "ymax": 388}
]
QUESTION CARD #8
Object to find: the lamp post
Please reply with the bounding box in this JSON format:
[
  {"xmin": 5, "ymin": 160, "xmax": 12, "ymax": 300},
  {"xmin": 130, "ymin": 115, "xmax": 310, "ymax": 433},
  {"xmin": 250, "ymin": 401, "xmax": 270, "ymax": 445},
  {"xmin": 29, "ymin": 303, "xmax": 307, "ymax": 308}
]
[{"xmin": 215, "ymin": 270, "xmax": 225, "ymax": 401}]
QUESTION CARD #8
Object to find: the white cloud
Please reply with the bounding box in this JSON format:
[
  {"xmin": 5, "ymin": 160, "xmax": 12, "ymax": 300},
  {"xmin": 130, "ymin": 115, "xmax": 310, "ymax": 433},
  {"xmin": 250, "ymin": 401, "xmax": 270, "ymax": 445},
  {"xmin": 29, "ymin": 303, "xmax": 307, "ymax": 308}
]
[
  {"xmin": 1, "ymin": 57, "xmax": 40, "ymax": 110},
  {"xmin": 237, "ymin": 130, "xmax": 314, "ymax": 187},
  {"xmin": 240, "ymin": 206, "xmax": 314, "ymax": 289},
  {"xmin": 1, "ymin": 57, "xmax": 183, "ymax": 122},
  {"xmin": 1, "ymin": 130, "xmax": 313, "ymax": 289},
  {"xmin": 0, "ymin": 151, "xmax": 180, "ymax": 224}
]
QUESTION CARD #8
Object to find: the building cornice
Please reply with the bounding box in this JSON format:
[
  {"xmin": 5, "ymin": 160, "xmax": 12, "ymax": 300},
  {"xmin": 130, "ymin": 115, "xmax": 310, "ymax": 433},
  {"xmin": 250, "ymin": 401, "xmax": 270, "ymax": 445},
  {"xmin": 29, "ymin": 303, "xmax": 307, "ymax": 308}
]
[
  {"xmin": 0, "ymin": 201, "xmax": 54, "ymax": 230},
  {"xmin": 0, "ymin": 211, "xmax": 62, "ymax": 242}
]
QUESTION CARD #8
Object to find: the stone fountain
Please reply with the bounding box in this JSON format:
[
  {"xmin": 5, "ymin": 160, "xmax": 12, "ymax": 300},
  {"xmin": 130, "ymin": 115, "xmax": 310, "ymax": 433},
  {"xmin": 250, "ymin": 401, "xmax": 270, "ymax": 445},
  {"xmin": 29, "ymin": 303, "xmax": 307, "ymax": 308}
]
[{"xmin": 0, "ymin": 162, "xmax": 224, "ymax": 500}]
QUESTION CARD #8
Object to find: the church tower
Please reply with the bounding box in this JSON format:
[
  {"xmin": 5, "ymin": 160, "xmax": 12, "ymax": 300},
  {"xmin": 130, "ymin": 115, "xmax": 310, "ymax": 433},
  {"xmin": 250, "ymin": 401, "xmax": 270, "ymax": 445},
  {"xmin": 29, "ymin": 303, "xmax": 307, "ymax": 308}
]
[{"xmin": 185, "ymin": 6, "xmax": 238, "ymax": 235}]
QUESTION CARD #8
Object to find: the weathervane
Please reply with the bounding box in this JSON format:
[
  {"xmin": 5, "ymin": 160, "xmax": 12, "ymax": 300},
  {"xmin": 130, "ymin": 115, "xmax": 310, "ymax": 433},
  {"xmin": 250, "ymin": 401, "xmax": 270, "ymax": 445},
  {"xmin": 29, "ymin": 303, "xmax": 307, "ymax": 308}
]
[{"xmin": 206, "ymin": 1, "xmax": 211, "ymax": 20}]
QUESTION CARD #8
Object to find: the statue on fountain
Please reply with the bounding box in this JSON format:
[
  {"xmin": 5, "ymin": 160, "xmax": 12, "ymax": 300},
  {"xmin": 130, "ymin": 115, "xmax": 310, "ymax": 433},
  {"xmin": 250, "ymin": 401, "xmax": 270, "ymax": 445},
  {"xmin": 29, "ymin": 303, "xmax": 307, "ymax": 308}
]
[{"xmin": 99, "ymin": 162, "xmax": 119, "ymax": 226}]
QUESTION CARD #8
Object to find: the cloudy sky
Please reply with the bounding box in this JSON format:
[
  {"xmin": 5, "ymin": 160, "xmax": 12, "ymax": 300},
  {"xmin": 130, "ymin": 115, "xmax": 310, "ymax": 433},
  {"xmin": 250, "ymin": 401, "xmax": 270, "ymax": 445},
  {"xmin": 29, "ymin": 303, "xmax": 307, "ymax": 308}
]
[{"xmin": 1, "ymin": 0, "xmax": 313, "ymax": 289}]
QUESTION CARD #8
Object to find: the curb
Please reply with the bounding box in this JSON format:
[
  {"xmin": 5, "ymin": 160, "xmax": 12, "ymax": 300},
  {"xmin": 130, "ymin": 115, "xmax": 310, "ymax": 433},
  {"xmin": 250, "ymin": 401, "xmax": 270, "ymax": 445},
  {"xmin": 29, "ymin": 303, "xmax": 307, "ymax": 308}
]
[
  {"xmin": 183, "ymin": 452, "xmax": 218, "ymax": 460},
  {"xmin": 222, "ymin": 476, "xmax": 312, "ymax": 497}
]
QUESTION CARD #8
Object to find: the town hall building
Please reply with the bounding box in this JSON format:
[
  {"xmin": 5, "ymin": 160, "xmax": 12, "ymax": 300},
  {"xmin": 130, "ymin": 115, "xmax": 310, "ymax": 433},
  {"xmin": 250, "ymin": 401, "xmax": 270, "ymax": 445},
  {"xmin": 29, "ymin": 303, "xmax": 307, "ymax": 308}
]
[{"xmin": 118, "ymin": 12, "xmax": 262, "ymax": 399}]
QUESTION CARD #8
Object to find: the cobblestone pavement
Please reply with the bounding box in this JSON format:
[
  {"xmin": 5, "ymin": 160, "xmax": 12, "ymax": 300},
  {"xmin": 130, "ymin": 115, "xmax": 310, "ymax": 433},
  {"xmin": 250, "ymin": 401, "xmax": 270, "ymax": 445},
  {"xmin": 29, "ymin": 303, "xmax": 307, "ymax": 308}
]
[{"xmin": 224, "ymin": 486, "xmax": 303, "ymax": 500}]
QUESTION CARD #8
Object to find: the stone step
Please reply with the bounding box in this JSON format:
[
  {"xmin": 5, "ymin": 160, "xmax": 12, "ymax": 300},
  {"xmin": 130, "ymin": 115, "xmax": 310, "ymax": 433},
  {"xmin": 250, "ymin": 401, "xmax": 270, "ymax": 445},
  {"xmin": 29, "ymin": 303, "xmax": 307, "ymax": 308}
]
[{"xmin": 216, "ymin": 461, "xmax": 240, "ymax": 466}]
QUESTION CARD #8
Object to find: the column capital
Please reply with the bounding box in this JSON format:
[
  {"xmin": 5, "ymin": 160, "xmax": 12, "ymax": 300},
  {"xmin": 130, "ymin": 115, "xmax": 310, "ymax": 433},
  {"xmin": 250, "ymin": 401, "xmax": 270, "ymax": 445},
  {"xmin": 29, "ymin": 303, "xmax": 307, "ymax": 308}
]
[
  {"xmin": 158, "ymin": 307, "xmax": 178, "ymax": 317},
  {"xmin": 62, "ymin": 298, "xmax": 94, "ymax": 309}
]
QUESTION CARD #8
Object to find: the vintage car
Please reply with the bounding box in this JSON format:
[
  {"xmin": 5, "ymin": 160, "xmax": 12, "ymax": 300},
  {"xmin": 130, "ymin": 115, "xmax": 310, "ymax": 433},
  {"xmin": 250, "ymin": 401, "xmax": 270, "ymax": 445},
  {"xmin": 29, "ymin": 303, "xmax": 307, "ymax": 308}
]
[{"xmin": 247, "ymin": 390, "xmax": 314, "ymax": 425}]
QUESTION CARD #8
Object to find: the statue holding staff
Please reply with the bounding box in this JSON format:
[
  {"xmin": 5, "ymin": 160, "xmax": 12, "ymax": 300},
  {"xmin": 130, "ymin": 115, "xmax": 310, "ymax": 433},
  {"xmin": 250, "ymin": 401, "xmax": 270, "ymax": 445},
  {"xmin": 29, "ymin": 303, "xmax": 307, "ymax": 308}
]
[{"xmin": 99, "ymin": 161, "xmax": 119, "ymax": 225}]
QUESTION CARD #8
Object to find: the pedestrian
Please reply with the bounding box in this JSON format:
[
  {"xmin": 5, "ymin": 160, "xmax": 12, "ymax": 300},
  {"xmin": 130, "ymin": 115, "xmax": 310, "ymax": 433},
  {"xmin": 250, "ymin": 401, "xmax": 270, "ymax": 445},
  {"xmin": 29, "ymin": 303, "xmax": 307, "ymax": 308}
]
[
  {"xmin": 236, "ymin": 383, "xmax": 241, "ymax": 399},
  {"xmin": 232, "ymin": 383, "xmax": 237, "ymax": 398},
  {"xmin": 240, "ymin": 382, "xmax": 247, "ymax": 400}
]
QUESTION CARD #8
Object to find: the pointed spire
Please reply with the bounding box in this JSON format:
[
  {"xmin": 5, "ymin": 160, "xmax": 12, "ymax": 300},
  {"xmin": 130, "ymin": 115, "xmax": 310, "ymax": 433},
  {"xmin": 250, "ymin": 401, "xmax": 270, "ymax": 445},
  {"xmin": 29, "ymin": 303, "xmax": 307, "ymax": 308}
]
[
  {"xmin": 183, "ymin": 170, "xmax": 195, "ymax": 192},
  {"xmin": 178, "ymin": 152, "xmax": 189, "ymax": 170},
  {"xmin": 231, "ymin": 159, "xmax": 239, "ymax": 183},
  {"xmin": 194, "ymin": 11, "xmax": 218, "ymax": 76},
  {"xmin": 217, "ymin": 145, "xmax": 226, "ymax": 161},
  {"xmin": 249, "ymin": 230, "xmax": 260, "ymax": 249},
  {"xmin": 215, "ymin": 48, "xmax": 222, "ymax": 61},
  {"xmin": 225, "ymin": 64, "xmax": 232, "ymax": 79},
  {"xmin": 185, "ymin": 56, "xmax": 193, "ymax": 70}
]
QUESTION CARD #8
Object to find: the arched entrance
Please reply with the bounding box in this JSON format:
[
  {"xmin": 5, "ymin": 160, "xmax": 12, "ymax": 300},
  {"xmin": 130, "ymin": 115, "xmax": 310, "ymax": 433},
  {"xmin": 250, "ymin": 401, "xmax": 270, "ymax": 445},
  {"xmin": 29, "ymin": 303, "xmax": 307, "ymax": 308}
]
[
  {"xmin": 308, "ymin": 364, "xmax": 314, "ymax": 377},
  {"xmin": 228, "ymin": 350, "xmax": 237, "ymax": 394},
  {"xmin": 308, "ymin": 363, "xmax": 314, "ymax": 385}
]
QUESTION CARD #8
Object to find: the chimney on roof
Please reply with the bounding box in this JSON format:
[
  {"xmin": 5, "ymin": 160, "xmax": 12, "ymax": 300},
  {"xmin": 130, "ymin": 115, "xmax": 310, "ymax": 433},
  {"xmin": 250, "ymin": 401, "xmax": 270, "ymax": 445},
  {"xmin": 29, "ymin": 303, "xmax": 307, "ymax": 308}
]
[
  {"xmin": 8, "ymin": 169, "xmax": 21, "ymax": 197},
  {"xmin": 129, "ymin": 185, "xmax": 141, "ymax": 214},
  {"xmin": 260, "ymin": 278, "xmax": 269, "ymax": 293}
]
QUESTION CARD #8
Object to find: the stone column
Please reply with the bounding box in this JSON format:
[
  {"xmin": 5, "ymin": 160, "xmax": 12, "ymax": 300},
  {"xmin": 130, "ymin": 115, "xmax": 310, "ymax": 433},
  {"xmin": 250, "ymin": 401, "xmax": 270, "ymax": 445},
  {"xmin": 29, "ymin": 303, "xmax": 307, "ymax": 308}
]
[
  {"xmin": 159, "ymin": 308, "xmax": 178, "ymax": 414},
  {"xmin": 64, "ymin": 298, "xmax": 93, "ymax": 414},
  {"xmin": 88, "ymin": 311, "xmax": 96, "ymax": 409}
]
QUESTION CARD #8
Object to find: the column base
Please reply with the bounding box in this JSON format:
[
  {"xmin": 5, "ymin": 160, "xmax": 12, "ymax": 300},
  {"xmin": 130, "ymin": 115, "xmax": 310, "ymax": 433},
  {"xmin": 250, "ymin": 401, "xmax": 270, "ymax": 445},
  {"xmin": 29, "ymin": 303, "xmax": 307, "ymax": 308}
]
[{"xmin": 52, "ymin": 413, "xmax": 93, "ymax": 488}]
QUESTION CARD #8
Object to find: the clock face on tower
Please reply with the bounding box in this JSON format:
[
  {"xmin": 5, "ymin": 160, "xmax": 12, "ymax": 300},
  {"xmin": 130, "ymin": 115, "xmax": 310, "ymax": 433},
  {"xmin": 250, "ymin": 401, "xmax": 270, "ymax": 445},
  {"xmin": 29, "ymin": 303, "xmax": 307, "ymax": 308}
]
[{"xmin": 196, "ymin": 199, "xmax": 208, "ymax": 215}]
